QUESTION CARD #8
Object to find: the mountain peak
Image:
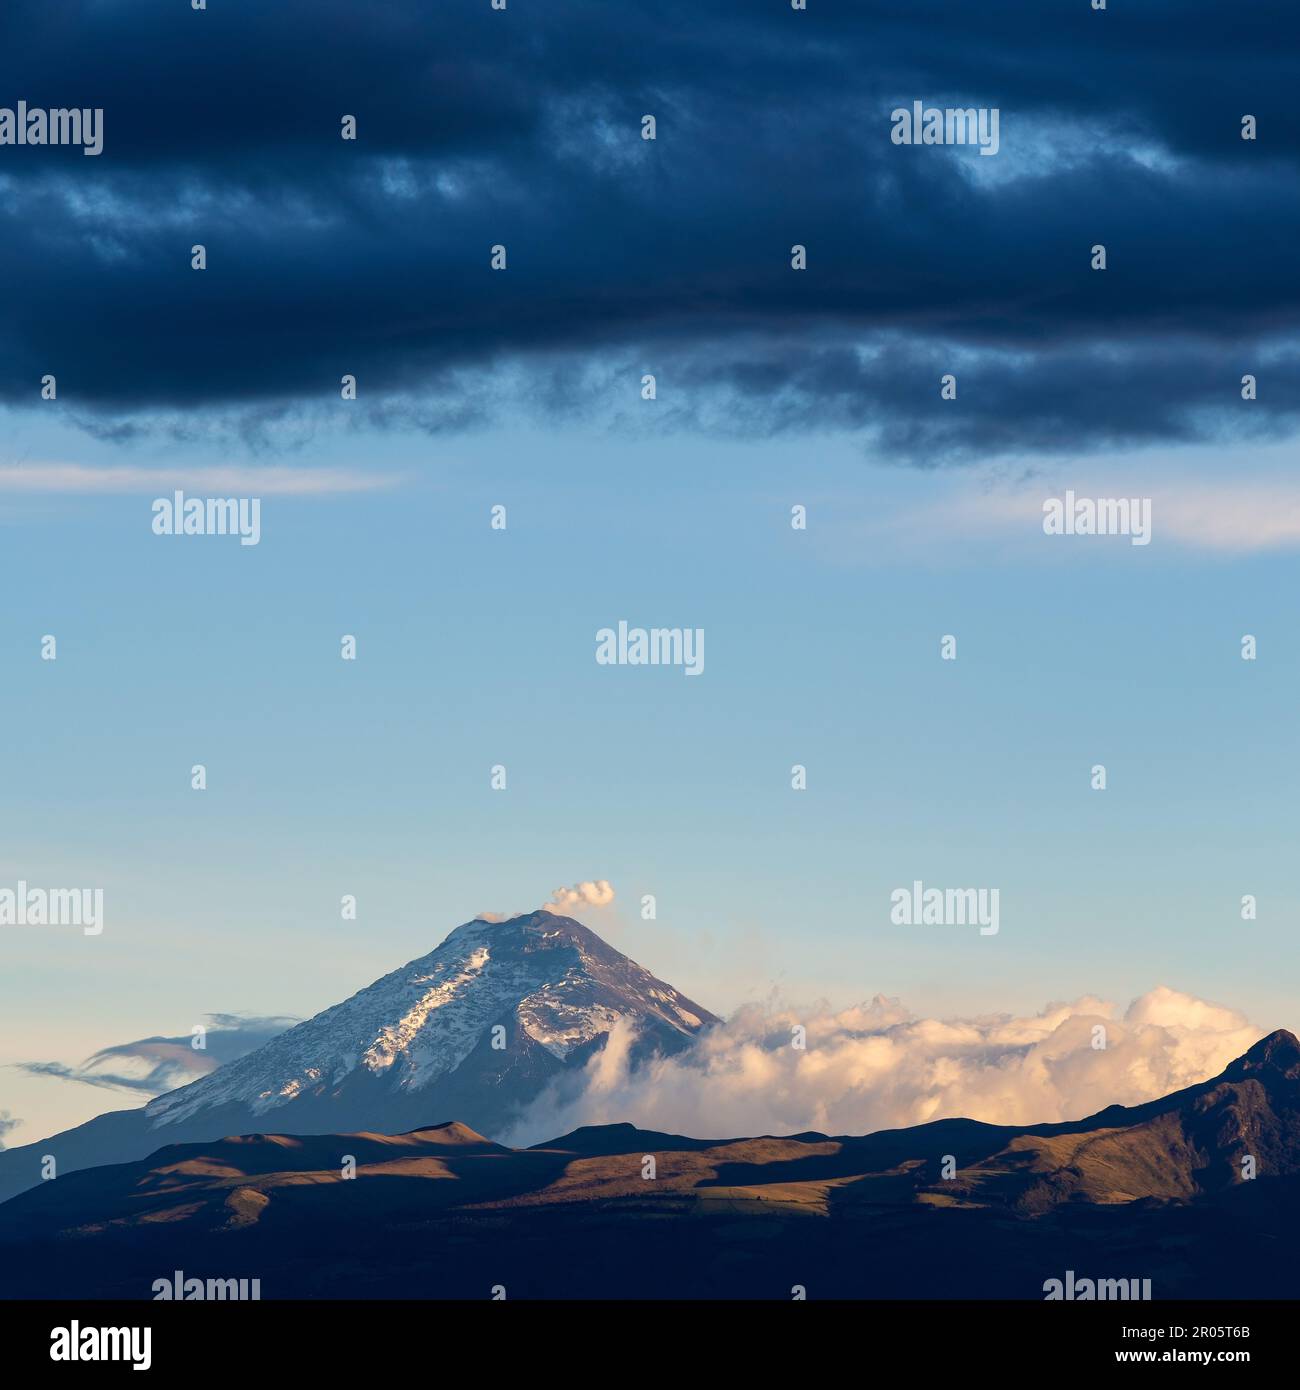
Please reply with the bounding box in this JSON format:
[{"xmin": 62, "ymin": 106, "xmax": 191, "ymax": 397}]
[
  {"xmin": 463, "ymin": 909, "xmax": 560, "ymax": 928},
  {"xmin": 139, "ymin": 911, "xmax": 718, "ymax": 1137},
  {"xmin": 454, "ymin": 910, "xmax": 604, "ymax": 945},
  {"xmin": 400, "ymin": 1120, "xmax": 500, "ymax": 1148},
  {"xmin": 1231, "ymin": 1028, "xmax": 1300, "ymax": 1079}
]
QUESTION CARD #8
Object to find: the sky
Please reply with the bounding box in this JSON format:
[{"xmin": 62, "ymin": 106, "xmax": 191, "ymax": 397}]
[{"xmin": 2, "ymin": 0, "xmax": 1299, "ymax": 1148}]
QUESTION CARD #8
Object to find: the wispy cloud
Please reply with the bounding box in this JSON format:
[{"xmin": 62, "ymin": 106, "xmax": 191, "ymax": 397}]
[
  {"xmin": 10, "ymin": 1013, "xmax": 298, "ymax": 1098},
  {"xmin": 826, "ymin": 451, "xmax": 1300, "ymax": 561},
  {"xmin": 951, "ymin": 478, "xmax": 1300, "ymax": 553},
  {"xmin": 0, "ymin": 462, "xmax": 399, "ymax": 496}
]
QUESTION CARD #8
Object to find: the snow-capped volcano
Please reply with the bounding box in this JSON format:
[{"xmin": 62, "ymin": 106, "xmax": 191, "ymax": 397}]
[
  {"xmin": 145, "ymin": 910, "xmax": 716, "ymax": 1134},
  {"xmin": 0, "ymin": 912, "xmax": 718, "ymax": 1204}
]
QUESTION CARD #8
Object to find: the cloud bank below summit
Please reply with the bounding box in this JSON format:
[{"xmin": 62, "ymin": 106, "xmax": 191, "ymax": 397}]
[{"xmin": 503, "ymin": 985, "xmax": 1263, "ymax": 1145}]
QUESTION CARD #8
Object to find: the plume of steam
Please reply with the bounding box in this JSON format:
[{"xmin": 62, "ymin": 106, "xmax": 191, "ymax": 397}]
[{"xmin": 543, "ymin": 880, "xmax": 615, "ymax": 914}]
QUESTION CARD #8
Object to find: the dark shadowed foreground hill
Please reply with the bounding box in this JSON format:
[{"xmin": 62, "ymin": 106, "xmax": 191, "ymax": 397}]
[{"xmin": 2, "ymin": 1032, "xmax": 1298, "ymax": 1299}]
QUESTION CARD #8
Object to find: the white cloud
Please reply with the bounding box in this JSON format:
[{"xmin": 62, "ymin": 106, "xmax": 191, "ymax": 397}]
[
  {"xmin": 948, "ymin": 474, "xmax": 1300, "ymax": 553},
  {"xmin": 0, "ymin": 462, "xmax": 397, "ymax": 495},
  {"xmin": 503, "ymin": 985, "xmax": 1263, "ymax": 1145},
  {"xmin": 544, "ymin": 879, "xmax": 616, "ymax": 914}
]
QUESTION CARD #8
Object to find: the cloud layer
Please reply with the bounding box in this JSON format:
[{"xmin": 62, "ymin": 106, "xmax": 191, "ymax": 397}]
[
  {"xmin": 504, "ymin": 985, "xmax": 1263, "ymax": 1144},
  {"xmin": 1, "ymin": 1, "xmax": 1297, "ymax": 459}
]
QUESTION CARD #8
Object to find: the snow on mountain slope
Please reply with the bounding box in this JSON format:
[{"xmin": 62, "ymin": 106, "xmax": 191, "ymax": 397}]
[{"xmin": 145, "ymin": 911, "xmax": 718, "ymax": 1128}]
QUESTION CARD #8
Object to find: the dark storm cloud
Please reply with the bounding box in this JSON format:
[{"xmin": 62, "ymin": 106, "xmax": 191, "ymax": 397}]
[{"xmin": 0, "ymin": 0, "xmax": 1296, "ymax": 459}]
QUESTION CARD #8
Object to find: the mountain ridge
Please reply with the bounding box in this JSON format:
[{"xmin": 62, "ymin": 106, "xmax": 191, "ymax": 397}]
[{"xmin": 1, "ymin": 1029, "xmax": 1297, "ymax": 1300}]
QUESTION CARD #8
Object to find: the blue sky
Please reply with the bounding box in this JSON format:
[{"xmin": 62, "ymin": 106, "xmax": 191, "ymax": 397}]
[
  {"xmin": 3, "ymin": 415, "xmax": 1298, "ymax": 1142},
  {"xmin": 2, "ymin": 0, "xmax": 1298, "ymax": 1145}
]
